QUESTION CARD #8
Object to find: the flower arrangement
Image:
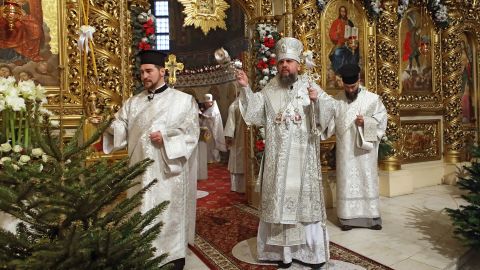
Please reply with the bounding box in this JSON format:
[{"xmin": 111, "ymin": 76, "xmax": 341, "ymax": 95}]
[
  {"xmin": 0, "ymin": 143, "xmax": 48, "ymax": 172},
  {"xmin": 426, "ymin": 0, "xmax": 448, "ymax": 29},
  {"xmin": 397, "ymin": 0, "xmax": 410, "ymax": 19},
  {"xmin": 131, "ymin": 7, "xmax": 157, "ymax": 93},
  {"xmin": 0, "ymin": 76, "xmax": 47, "ymax": 149},
  {"xmin": 316, "ymin": 0, "xmax": 330, "ymax": 12},
  {"xmin": 254, "ymin": 23, "xmax": 281, "ymax": 89},
  {"xmin": 136, "ymin": 10, "xmax": 156, "ymax": 51},
  {"xmin": 364, "ymin": 0, "xmax": 383, "ymax": 20},
  {"xmin": 398, "ymin": 0, "xmax": 449, "ymax": 29}
]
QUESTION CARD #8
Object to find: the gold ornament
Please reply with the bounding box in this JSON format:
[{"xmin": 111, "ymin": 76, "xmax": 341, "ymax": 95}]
[
  {"xmin": 2, "ymin": 1, "xmax": 24, "ymax": 31},
  {"xmin": 178, "ymin": 0, "xmax": 230, "ymax": 35},
  {"xmin": 165, "ymin": 54, "xmax": 184, "ymax": 86}
]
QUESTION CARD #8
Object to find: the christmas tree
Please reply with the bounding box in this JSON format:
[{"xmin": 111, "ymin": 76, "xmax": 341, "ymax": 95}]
[
  {"xmin": 0, "ymin": 107, "xmax": 170, "ymax": 269},
  {"xmin": 446, "ymin": 146, "xmax": 480, "ymax": 249}
]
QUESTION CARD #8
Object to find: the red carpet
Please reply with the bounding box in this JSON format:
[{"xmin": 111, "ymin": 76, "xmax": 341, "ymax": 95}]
[
  {"xmin": 193, "ymin": 164, "xmax": 393, "ymax": 270},
  {"xmin": 197, "ymin": 163, "xmax": 247, "ymax": 209}
]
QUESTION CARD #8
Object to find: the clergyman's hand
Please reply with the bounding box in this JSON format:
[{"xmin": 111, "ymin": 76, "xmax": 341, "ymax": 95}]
[
  {"xmin": 308, "ymin": 87, "xmax": 318, "ymax": 102},
  {"xmin": 149, "ymin": 131, "xmax": 164, "ymax": 146},
  {"xmin": 355, "ymin": 115, "xmax": 364, "ymax": 127},
  {"xmin": 236, "ymin": 69, "xmax": 249, "ymax": 87}
]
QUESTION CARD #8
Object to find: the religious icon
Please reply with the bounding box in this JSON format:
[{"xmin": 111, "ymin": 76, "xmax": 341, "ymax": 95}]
[
  {"xmin": 293, "ymin": 109, "xmax": 302, "ymax": 125},
  {"xmin": 0, "ymin": 0, "xmax": 44, "ymax": 63},
  {"xmin": 178, "ymin": 0, "xmax": 229, "ymax": 35},
  {"xmin": 275, "ymin": 112, "xmax": 283, "ymax": 124},
  {"xmin": 329, "ymin": 19, "xmax": 360, "ymax": 73},
  {"xmin": 460, "ymin": 33, "xmax": 476, "ymax": 125},
  {"xmin": 323, "ymin": 0, "xmax": 365, "ymax": 91},
  {"xmin": 284, "ymin": 110, "xmax": 292, "ymax": 129},
  {"xmin": 400, "ymin": 9, "xmax": 434, "ymax": 93},
  {"xmin": 0, "ymin": 0, "xmax": 60, "ymax": 86},
  {"xmin": 197, "ymin": 0, "xmax": 214, "ymax": 14}
]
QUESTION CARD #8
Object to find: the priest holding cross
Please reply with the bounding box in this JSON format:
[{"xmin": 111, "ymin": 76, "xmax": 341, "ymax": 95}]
[{"xmin": 103, "ymin": 50, "xmax": 199, "ymax": 270}]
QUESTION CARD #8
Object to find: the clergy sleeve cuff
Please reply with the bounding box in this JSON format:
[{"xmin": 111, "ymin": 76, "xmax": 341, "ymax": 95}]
[{"xmin": 162, "ymin": 128, "xmax": 188, "ymax": 160}]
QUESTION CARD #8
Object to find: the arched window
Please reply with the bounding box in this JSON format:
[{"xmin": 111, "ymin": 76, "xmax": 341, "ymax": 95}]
[{"xmin": 152, "ymin": 0, "xmax": 170, "ymax": 51}]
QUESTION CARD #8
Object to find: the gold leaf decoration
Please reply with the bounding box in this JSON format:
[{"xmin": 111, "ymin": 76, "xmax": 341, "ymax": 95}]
[{"xmin": 178, "ymin": 0, "xmax": 230, "ymax": 35}]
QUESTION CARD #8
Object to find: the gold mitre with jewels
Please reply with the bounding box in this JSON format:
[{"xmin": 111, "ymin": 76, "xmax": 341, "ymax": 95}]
[{"xmin": 276, "ymin": 37, "xmax": 304, "ymax": 62}]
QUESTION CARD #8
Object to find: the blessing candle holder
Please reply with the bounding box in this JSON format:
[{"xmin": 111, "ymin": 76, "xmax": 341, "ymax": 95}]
[{"xmin": 214, "ymin": 47, "xmax": 243, "ymax": 77}]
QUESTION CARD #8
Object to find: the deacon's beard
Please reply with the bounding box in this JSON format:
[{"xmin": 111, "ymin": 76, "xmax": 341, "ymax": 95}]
[
  {"xmin": 345, "ymin": 88, "xmax": 359, "ymax": 102},
  {"xmin": 143, "ymin": 79, "xmax": 163, "ymax": 91},
  {"xmin": 279, "ymin": 73, "xmax": 298, "ymax": 88}
]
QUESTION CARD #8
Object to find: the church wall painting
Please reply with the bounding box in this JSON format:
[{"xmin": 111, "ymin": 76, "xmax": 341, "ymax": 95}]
[
  {"xmin": 399, "ymin": 8, "xmax": 434, "ymax": 95},
  {"xmin": 400, "ymin": 119, "xmax": 441, "ymax": 163},
  {"xmin": 0, "ymin": 0, "xmax": 61, "ymax": 88},
  {"xmin": 321, "ymin": 0, "xmax": 368, "ymax": 92},
  {"xmin": 460, "ymin": 32, "xmax": 477, "ymax": 126}
]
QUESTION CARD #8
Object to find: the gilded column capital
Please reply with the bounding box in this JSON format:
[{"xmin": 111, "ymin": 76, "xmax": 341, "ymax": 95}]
[{"xmin": 261, "ymin": 0, "xmax": 273, "ymax": 16}]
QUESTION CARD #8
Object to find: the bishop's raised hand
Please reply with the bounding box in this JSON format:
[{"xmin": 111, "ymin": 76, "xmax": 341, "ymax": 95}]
[{"xmin": 236, "ymin": 70, "xmax": 249, "ymax": 87}]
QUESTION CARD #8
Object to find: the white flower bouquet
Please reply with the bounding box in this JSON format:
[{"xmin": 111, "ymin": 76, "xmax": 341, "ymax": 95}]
[
  {"xmin": 0, "ymin": 142, "xmax": 48, "ymax": 172},
  {"xmin": 0, "ymin": 76, "xmax": 47, "ymax": 148}
]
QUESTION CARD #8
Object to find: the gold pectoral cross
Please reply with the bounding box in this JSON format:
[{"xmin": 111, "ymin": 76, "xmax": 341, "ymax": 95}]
[{"xmin": 165, "ymin": 54, "xmax": 184, "ymax": 86}]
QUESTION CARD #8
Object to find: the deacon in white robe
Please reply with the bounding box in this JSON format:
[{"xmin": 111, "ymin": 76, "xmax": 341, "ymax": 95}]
[
  {"xmin": 236, "ymin": 37, "xmax": 336, "ymax": 268},
  {"xmin": 224, "ymin": 95, "xmax": 246, "ymax": 192},
  {"xmin": 200, "ymin": 94, "xmax": 227, "ymax": 163},
  {"xmin": 197, "ymin": 105, "xmax": 209, "ymax": 180},
  {"xmin": 326, "ymin": 64, "xmax": 387, "ymax": 231},
  {"xmin": 103, "ymin": 50, "xmax": 199, "ymax": 270}
]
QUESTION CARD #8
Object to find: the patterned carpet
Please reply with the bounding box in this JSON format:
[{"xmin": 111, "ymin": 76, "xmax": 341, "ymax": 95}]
[{"xmin": 193, "ymin": 164, "xmax": 392, "ymax": 270}]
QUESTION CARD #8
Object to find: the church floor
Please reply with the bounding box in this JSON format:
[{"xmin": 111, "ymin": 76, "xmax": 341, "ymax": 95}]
[
  {"xmin": 186, "ymin": 175, "xmax": 469, "ymax": 269},
  {"xmin": 326, "ymin": 184, "xmax": 469, "ymax": 270}
]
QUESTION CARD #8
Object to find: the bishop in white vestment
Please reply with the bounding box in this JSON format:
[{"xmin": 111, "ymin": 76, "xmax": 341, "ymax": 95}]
[
  {"xmin": 224, "ymin": 95, "xmax": 246, "ymax": 192},
  {"xmin": 236, "ymin": 37, "xmax": 335, "ymax": 268},
  {"xmin": 326, "ymin": 64, "xmax": 387, "ymax": 231},
  {"xmin": 200, "ymin": 94, "xmax": 227, "ymax": 163},
  {"xmin": 103, "ymin": 50, "xmax": 199, "ymax": 270}
]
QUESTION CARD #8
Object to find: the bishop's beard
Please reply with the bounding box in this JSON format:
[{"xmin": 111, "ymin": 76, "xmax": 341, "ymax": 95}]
[{"xmin": 279, "ymin": 73, "xmax": 298, "ymax": 88}]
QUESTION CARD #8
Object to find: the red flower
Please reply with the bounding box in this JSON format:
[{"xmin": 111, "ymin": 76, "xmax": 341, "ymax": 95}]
[
  {"xmin": 145, "ymin": 27, "xmax": 155, "ymax": 36},
  {"xmin": 264, "ymin": 37, "xmax": 275, "ymax": 48},
  {"xmin": 268, "ymin": 58, "xmax": 276, "ymax": 66},
  {"xmin": 143, "ymin": 19, "xmax": 154, "ymax": 29},
  {"xmin": 92, "ymin": 137, "xmax": 103, "ymax": 152},
  {"xmin": 138, "ymin": 41, "xmax": 151, "ymax": 50},
  {"xmin": 257, "ymin": 60, "xmax": 268, "ymax": 70},
  {"xmin": 255, "ymin": 140, "xmax": 265, "ymax": 152}
]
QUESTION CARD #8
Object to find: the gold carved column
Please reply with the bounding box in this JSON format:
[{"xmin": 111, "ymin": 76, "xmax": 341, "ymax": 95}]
[
  {"xmin": 82, "ymin": 0, "xmax": 143, "ymax": 115},
  {"xmin": 78, "ymin": 0, "xmax": 148, "ymax": 145},
  {"xmin": 376, "ymin": 1, "xmax": 401, "ymax": 171},
  {"xmin": 441, "ymin": 2, "xmax": 464, "ymax": 164},
  {"xmin": 292, "ymin": 1, "xmax": 320, "ymax": 61},
  {"xmin": 59, "ymin": 0, "xmax": 145, "ymax": 128},
  {"xmin": 284, "ymin": 0, "xmax": 293, "ymax": 37}
]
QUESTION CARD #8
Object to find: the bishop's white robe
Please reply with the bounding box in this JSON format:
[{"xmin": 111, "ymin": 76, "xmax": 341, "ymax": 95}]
[
  {"xmin": 201, "ymin": 101, "xmax": 226, "ymax": 162},
  {"xmin": 326, "ymin": 86, "xmax": 387, "ymax": 227},
  {"xmin": 224, "ymin": 98, "xmax": 246, "ymax": 192},
  {"xmin": 103, "ymin": 88, "xmax": 199, "ymax": 263},
  {"xmin": 240, "ymin": 75, "xmax": 335, "ymax": 265}
]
